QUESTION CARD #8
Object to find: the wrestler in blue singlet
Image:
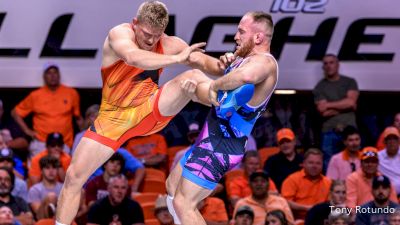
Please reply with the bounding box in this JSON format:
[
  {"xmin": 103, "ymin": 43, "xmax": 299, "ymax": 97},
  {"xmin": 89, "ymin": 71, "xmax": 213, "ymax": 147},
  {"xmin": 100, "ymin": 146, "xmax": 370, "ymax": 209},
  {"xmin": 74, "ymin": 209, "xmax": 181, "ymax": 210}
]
[{"xmin": 180, "ymin": 54, "xmax": 278, "ymax": 189}]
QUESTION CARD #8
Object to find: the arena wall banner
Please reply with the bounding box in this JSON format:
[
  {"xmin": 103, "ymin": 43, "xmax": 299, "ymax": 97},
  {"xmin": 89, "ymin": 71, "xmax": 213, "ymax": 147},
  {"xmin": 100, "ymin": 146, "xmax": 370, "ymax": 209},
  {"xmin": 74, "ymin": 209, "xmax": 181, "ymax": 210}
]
[{"xmin": 0, "ymin": 0, "xmax": 399, "ymax": 90}]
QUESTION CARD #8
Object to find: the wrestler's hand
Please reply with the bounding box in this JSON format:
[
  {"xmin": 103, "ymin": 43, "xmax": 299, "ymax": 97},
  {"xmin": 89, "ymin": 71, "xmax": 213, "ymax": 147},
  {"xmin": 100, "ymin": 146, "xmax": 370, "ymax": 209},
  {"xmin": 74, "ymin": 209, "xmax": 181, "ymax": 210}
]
[
  {"xmin": 181, "ymin": 79, "xmax": 199, "ymax": 102},
  {"xmin": 209, "ymin": 81, "xmax": 220, "ymax": 106},
  {"xmin": 219, "ymin": 52, "xmax": 236, "ymax": 70},
  {"xmin": 177, "ymin": 42, "xmax": 206, "ymax": 64}
]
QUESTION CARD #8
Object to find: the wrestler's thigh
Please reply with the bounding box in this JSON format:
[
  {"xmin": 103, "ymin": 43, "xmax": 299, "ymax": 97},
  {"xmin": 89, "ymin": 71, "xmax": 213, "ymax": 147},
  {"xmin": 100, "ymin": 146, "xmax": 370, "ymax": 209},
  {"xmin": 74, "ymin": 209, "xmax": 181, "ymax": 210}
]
[{"xmin": 158, "ymin": 69, "xmax": 211, "ymax": 116}]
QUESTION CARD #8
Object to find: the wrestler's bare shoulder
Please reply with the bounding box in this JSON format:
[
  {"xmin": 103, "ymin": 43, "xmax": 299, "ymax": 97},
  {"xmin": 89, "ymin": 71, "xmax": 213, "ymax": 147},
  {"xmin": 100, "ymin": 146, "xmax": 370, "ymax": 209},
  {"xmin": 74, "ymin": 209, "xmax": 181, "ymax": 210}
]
[{"xmin": 160, "ymin": 34, "xmax": 188, "ymax": 55}]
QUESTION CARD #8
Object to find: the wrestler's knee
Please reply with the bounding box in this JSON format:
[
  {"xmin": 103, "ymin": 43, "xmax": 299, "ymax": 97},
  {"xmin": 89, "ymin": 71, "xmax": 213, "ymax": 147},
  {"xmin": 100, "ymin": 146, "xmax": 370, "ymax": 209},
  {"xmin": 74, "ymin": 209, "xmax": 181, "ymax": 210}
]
[
  {"xmin": 179, "ymin": 69, "xmax": 206, "ymax": 81},
  {"xmin": 64, "ymin": 165, "xmax": 86, "ymax": 189},
  {"xmin": 173, "ymin": 191, "xmax": 197, "ymax": 213}
]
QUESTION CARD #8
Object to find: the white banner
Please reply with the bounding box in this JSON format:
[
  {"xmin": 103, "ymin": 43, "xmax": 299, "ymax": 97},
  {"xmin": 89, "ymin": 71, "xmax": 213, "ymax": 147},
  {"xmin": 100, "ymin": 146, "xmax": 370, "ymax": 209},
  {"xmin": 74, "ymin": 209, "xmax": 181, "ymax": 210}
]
[{"xmin": 0, "ymin": 0, "xmax": 399, "ymax": 90}]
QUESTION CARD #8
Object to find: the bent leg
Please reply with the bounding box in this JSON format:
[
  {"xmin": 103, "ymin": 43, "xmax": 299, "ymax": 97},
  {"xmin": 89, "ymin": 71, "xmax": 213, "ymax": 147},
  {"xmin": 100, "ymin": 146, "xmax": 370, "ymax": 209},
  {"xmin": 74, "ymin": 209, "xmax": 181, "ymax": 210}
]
[
  {"xmin": 173, "ymin": 178, "xmax": 213, "ymax": 225},
  {"xmin": 56, "ymin": 137, "xmax": 114, "ymax": 224},
  {"xmin": 158, "ymin": 69, "xmax": 212, "ymax": 116}
]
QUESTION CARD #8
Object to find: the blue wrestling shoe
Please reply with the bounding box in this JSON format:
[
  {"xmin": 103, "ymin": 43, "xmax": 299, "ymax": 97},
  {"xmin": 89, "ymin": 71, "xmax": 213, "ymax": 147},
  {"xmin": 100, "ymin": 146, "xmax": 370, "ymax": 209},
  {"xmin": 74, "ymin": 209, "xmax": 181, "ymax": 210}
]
[{"xmin": 216, "ymin": 83, "xmax": 255, "ymax": 120}]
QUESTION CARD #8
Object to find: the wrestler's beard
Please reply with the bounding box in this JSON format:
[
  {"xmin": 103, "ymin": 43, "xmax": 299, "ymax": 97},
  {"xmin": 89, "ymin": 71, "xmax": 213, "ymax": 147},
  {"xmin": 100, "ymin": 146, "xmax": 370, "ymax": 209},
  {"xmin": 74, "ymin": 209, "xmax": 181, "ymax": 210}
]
[{"xmin": 235, "ymin": 39, "xmax": 255, "ymax": 58}]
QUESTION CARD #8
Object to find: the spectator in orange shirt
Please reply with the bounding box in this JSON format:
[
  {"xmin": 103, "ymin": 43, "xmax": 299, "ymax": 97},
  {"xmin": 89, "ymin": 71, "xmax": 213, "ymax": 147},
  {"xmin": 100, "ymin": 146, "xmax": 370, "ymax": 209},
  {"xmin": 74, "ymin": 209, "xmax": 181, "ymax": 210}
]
[
  {"xmin": 125, "ymin": 133, "xmax": 167, "ymax": 168},
  {"xmin": 233, "ymin": 171, "xmax": 294, "ymax": 225},
  {"xmin": 345, "ymin": 147, "xmax": 398, "ymax": 209},
  {"xmin": 281, "ymin": 148, "xmax": 331, "ymax": 220},
  {"xmin": 226, "ymin": 151, "xmax": 277, "ymax": 208},
  {"xmin": 198, "ymin": 197, "xmax": 228, "ymax": 225},
  {"xmin": 12, "ymin": 63, "xmax": 83, "ymax": 156},
  {"xmin": 376, "ymin": 112, "xmax": 400, "ymax": 150},
  {"xmin": 29, "ymin": 133, "xmax": 71, "ymax": 185}
]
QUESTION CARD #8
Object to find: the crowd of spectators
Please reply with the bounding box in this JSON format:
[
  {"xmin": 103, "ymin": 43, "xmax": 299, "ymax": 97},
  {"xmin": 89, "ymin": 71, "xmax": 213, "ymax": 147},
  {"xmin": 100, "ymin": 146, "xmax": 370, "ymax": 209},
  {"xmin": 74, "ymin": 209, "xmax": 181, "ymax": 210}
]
[{"xmin": 0, "ymin": 55, "xmax": 399, "ymax": 225}]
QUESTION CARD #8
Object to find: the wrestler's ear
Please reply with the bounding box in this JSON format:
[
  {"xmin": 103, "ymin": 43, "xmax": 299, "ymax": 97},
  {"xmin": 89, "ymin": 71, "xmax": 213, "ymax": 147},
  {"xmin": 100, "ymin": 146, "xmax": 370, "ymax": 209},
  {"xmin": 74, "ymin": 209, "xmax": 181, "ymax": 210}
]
[
  {"xmin": 254, "ymin": 33, "xmax": 263, "ymax": 45},
  {"xmin": 132, "ymin": 18, "xmax": 138, "ymax": 25}
]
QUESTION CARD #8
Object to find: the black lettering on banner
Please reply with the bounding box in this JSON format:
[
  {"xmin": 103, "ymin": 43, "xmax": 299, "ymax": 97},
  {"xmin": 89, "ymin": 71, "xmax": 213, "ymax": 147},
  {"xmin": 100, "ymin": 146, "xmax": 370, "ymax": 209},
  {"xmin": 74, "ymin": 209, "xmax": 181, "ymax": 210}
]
[
  {"xmin": 190, "ymin": 16, "xmax": 241, "ymax": 57},
  {"xmin": 339, "ymin": 18, "xmax": 400, "ymax": 61},
  {"xmin": 40, "ymin": 14, "xmax": 97, "ymax": 58},
  {"xmin": 165, "ymin": 15, "xmax": 175, "ymax": 36},
  {"xmin": 270, "ymin": 0, "xmax": 328, "ymax": 13},
  {"xmin": 0, "ymin": 13, "xmax": 30, "ymax": 57},
  {"xmin": 271, "ymin": 17, "xmax": 337, "ymax": 60}
]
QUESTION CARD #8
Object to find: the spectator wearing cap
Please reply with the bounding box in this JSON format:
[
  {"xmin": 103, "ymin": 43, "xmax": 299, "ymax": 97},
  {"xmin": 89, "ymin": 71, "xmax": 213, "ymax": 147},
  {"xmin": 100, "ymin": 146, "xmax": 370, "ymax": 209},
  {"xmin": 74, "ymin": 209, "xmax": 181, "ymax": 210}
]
[
  {"xmin": 378, "ymin": 126, "xmax": 400, "ymax": 195},
  {"xmin": 326, "ymin": 126, "xmax": 361, "ymax": 181},
  {"xmin": 154, "ymin": 195, "xmax": 174, "ymax": 225},
  {"xmin": 28, "ymin": 133, "xmax": 71, "ymax": 185},
  {"xmin": 281, "ymin": 148, "xmax": 331, "ymax": 220},
  {"xmin": 234, "ymin": 205, "xmax": 254, "ymax": 225},
  {"xmin": 356, "ymin": 175, "xmax": 400, "ymax": 225},
  {"xmin": 0, "ymin": 148, "xmax": 28, "ymax": 202},
  {"xmin": 233, "ymin": 171, "xmax": 293, "ymax": 225},
  {"xmin": 197, "ymin": 197, "xmax": 228, "ymax": 225},
  {"xmin": 376, "ymin": 112, "xmax": 400, "ymax": 150},
  {"xmin": 0, "ymin": 99, "xmax": 29, "ymax": 162},
  {"xmin": 264, "ymin": 128, "xmax": 303, "ymax": 191},
  {"xmin": 11, "ymin": 63, "xmax": 82, "ymax": 156},
  {"xmin": 345, "ymin": 147, "xmax": 398, "ymax": 210},
  {"xmin": 27, "ymin": 155, "xmax": 63, "ymax": 219},
  {"xmin": 227, "ymin": 151, "xmax": 278, "ymax": 208}
]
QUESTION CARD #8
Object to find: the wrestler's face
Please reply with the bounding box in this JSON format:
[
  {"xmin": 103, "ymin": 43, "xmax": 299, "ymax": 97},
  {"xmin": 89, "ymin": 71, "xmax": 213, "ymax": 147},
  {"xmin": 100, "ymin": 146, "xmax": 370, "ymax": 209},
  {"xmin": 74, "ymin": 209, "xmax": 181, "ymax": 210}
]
[
  {"xmin": 133, "ymin": 19, "xmax": 164, "ymax": 51},
  {"xmin": 234, "ymin": 15, "xmax": 256, "ymax": 58}
]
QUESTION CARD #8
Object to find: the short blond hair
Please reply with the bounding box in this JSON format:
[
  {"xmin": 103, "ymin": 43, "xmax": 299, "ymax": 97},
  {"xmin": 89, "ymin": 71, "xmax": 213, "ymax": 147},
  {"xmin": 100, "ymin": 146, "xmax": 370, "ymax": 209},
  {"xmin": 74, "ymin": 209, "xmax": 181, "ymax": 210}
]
[
  {"xmin": 246, "ymin": 11, "xmax": 274, "ymax": 37},
  {"xmin": 137, "ymin": 1, "xmax": 169, "ymax": 29}
]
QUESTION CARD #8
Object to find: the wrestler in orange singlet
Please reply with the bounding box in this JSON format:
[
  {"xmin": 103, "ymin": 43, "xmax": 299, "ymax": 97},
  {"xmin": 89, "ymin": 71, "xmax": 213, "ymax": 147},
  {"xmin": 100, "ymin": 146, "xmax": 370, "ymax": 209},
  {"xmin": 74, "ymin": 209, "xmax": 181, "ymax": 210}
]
[{"xmin": 55, "ymin": 1, "xmax": 225, "ymax": 224}]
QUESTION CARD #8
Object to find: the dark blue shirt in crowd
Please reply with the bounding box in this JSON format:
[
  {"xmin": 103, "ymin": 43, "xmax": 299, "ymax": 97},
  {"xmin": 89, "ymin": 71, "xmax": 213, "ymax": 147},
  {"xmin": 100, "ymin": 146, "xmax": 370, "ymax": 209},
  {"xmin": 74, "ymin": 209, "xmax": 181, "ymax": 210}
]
[
  {"xmin": 88, "ymin": 196, "xmax": 144, "ymax": 225},
  {"xmin": 263, "ymin": 151, "xmax": 303, "ymax": 191},
  {"xmin": 355, "ymin": 201, "xmax": 399, "ymax": 225}
]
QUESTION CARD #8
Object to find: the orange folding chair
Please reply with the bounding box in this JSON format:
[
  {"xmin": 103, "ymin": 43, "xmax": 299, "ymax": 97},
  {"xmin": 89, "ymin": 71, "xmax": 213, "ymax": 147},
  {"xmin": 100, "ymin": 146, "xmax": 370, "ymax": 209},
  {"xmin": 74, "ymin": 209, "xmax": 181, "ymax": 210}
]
[
  {"xmin": 258, "ymin": 147, "xmax": 280, "ymax": 165},
  {"xmin": 141, "ymin": 202, "xmax": 157, "ymax": 220},
  {"xmin": 145, "ymin": 168, "xmax": 166, "ymax": 181},
  {"xmin": 141, "ymin": 179, "xmax": 167, "ymax": 194},
  {"xmin": 167, "ymin": 146, "xmax": 188, "ymax": 169},
  {"xmin": 133, "ymin": 192, "xmax": 160, "ymax": 205},
  {"xmin": 145, "ymin": 218, "xmax": 160, "ymax": 225}
]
